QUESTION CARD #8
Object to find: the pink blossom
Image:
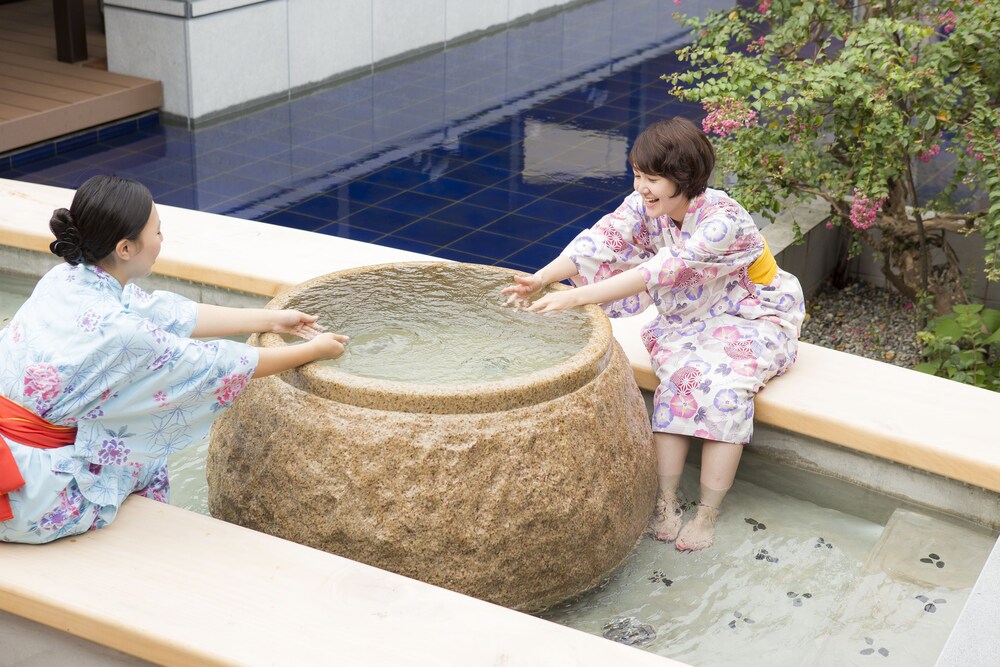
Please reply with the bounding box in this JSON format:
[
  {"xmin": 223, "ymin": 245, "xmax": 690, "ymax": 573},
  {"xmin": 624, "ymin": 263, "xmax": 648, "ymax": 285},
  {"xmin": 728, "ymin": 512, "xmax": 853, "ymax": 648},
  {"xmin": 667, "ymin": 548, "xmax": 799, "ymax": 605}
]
[
  {"xmin": 701, "ymin": 99, "xmax": 758, "ymax": 137},
  {"xmin": 938, "ymin": 10, "xmax": 956, "ymax": 33},
  {"xmin": 918, "ymin": 144, "xmax": 941, "ymax": 163},
  {"xmin": 758, "ymin": 0, "xmax": 772, "ymax": 14},
  {"xmin": 849, "ymin": 188, "xmax": 886, "ymax": 230},
  {"xmin": 23, "ymin": 363, "xmax": 62, "ymax": 402},
  {"xmin": 215, "ymin": 372, "xmax": 250, "ymax": 406},
  {"xmin": 746, "ymin": 36, "xmax": 766, "ymax": 53}
]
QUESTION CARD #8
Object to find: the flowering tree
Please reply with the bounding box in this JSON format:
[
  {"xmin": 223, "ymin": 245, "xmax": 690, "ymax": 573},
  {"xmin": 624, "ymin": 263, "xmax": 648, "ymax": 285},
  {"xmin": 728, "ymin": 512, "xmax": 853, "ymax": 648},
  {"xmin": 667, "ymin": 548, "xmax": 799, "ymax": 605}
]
[{"xmin": 666, "ymin": 0, "xmax": 999, "ymax": 313}]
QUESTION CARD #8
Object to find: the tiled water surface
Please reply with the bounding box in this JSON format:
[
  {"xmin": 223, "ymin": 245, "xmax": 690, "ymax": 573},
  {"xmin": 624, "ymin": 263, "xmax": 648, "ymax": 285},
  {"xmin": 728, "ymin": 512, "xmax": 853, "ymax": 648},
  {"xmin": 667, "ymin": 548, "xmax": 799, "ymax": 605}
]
[{"xmin": 0, "ymin": 2, "xmax": 717, "ymax": 273}]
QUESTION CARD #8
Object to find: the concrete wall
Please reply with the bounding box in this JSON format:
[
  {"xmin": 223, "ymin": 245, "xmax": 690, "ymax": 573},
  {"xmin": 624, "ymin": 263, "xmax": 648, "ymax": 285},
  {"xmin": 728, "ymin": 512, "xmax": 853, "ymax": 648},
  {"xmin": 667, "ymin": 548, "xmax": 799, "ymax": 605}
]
[{"xmin": 102, "ymin": 0, "xmax": 597, "ymax": 122}]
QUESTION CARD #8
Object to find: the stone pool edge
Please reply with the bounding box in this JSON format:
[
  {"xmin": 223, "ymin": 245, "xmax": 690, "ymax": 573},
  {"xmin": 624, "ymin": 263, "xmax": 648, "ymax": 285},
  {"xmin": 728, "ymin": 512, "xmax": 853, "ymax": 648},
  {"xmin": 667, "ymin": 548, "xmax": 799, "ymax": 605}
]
[{"xmin": 1, "ymin": 178, "xmax": 997, "ymax": 666}]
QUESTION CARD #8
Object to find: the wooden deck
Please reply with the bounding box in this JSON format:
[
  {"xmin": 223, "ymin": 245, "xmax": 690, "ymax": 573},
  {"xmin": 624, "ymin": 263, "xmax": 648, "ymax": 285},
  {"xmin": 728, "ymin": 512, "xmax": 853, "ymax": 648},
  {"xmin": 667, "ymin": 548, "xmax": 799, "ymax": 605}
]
[{"xmin": 0, "ymin": 0, "xmax": 162, "ymax": 155}]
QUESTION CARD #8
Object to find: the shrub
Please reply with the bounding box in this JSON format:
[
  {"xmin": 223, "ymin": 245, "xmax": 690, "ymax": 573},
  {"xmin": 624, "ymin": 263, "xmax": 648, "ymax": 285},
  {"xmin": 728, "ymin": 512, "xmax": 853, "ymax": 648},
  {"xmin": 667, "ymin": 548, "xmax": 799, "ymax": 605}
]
[{"xmin": 666, "ymin": 0, "xmax": 999, "ymax": 315}]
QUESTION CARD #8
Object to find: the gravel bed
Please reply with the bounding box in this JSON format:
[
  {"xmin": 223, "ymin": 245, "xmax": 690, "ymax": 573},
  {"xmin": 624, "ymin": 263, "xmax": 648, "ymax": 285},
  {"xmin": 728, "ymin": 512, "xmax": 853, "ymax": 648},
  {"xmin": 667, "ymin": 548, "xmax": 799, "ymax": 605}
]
[{"xmin": 799, "ymin": 279, "xmax": 924, "ymax": 369}]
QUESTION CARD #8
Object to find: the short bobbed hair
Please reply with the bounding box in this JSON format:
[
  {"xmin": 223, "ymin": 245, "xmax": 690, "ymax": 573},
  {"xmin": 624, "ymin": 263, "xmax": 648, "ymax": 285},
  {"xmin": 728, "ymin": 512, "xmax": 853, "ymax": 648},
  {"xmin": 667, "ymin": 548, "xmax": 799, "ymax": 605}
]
[{"xmin": 629, "ymin": 117, "xmax": 715, "ymax": 200}]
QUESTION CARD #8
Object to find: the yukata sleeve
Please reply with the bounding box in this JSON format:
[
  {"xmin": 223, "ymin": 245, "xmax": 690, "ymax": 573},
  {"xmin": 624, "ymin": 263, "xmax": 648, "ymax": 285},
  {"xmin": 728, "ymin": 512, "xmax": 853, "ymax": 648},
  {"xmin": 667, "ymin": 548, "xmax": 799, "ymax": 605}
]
[
  {"xmin": 122, "ymin": 284, "xmax": 198, "ymax": 337},
  {"xmin": 637, "ymin": 205, "xmax": 764, "ymax": 301},
  {"xmin": 561, "ymin": 194, "xmax": 658, "ymax": 317},
  {"xmin": 72, "ymin": 311, "xmax": 260, "ymax": 468}
]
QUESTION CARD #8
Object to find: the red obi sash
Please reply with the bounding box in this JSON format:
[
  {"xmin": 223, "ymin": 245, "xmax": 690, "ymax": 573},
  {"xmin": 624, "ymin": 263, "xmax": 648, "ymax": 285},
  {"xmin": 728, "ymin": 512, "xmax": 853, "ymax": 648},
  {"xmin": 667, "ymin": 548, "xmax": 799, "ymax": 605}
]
[{"xmin": 0, "ymin": 393, "xmax": 77, "ymax": 522}]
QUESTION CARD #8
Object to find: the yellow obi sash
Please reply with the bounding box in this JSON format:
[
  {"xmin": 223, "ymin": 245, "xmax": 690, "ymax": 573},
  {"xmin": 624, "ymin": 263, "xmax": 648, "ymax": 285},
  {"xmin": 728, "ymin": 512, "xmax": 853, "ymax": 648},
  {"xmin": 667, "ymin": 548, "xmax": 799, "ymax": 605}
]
[{"xmin": 748, "ymin": 237, "xmax": 778, "ymax": 285}]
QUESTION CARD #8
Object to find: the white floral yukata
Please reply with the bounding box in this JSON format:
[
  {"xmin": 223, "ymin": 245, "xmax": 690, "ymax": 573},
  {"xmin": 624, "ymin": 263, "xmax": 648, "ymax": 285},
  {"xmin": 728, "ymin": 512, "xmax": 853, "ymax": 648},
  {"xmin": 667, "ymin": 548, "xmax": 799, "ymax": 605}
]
[
  {"xmin": 563, "ymin": 188, "xmax": 805, "ymax": 445},
  {"xmin": 0, "ymin": 263, "xmax": 258, "ymax": 544}
]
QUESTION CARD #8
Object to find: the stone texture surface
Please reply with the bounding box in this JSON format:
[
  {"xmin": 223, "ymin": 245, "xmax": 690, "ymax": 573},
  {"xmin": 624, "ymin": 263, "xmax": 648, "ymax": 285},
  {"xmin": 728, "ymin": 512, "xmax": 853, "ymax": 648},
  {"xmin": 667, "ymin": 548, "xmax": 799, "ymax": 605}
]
[{"xmin": 207, "ymin": 264, "xmax": 656, "ymax": 613}]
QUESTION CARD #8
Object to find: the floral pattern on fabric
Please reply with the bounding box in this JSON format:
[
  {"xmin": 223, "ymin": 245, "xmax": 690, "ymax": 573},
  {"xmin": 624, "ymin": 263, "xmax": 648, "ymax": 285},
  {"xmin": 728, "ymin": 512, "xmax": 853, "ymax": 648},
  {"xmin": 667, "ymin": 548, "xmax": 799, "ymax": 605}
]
[
  {"xmin": 0, "ymin": 263, "xmax": 258, "ymax": 543},
  {"xmin": 561, "ymin": 189, "xmax": 805, "ymax": 444}
]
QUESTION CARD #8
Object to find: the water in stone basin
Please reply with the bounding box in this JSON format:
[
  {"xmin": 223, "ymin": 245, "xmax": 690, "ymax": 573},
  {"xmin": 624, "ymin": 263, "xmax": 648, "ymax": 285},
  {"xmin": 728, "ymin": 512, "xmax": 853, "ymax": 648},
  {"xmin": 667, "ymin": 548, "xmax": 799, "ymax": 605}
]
[
  {"xmin": 1, "ymin": 271, "xmax": 993, "ymax": 666},
  {"xmin": 284, "ymin": 263, "xmax": 593, "ymax": 384}
]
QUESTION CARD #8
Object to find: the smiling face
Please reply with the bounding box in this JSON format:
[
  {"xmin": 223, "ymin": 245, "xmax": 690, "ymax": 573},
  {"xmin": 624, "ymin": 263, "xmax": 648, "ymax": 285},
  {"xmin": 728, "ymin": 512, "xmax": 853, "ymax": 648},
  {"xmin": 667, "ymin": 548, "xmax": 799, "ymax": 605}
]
[{"xmin": 632, "ymin": 167, "xmax": 690, "ymax": 223}]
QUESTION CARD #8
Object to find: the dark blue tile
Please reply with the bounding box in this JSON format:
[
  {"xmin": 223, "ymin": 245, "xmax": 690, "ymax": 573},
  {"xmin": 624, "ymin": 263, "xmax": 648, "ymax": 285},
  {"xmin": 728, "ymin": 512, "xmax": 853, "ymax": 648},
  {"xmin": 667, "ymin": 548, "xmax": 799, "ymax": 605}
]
[
  {"xmin": 408, "ymin": 176, "xmax": 484, "ymax": 201},
  {"xmin": 377, "ymin": 235, "xmax": 440, "ymax": 256},
  {"xmin": 226, "ymin": 138, "xmax": 298, "ymax": 160},
  {"xmin": 442, "ymin": 161, "xmax": 512, "ymax": 186},
  {"xmin": 98, "ymin": 119, "xmax": 140, "ymax": 141},
  {"xmin": 329, "ymin": 180, "xmax": 404, "ymax": 206},
  {"xmin": 513, "ymin": 198, "xmax": 594, "ymax": 225},
  {"xmin": 312, "ymin": 222, "xmax": 383, "ymax": 243},
  {"xmin": 56, "ymin": 131, "xmax": 99, "ymax": 154},
  {"xmin": 10, "ymin": 144, "xmax": 56, "ymax": 168},
  {"xmin": 361, "ymin": 166, "xmax": 431, "ymax": 189},
  {"xmin": 544, "ymin": 184, "xmax": 625, "ymax": 208},
  {"xmin": 394, "ymin": 218, "xmax": 473, "ymax": 245},
  {"xmin": 378, "ymin": 191, "xmax": 452, "ymax": 217},
  {"xmin": 425, "ymin": 201, "xmax": 505, "ymax": 229},
  {"xmin": 461, "ymin": 129, "xmax": 516, "ymax": 150},
  {"xmin": 502, "ymin": 242, "xmax": 565, "ymax": 271},
  {"xmin": 156, "ymin": 188, "xmax": 230, "ymax": 211},
  {"xmin": 287, "ymin": 195, "xmax": 339, "ymax": 220},
  {"xmin": 460, "ymin": 186, "xmax": 537, "ymax": 212},
  {"xmin": 340, "ymin": 205, "xmax": 419, "ymax": 234},
  {"xmin": 481, "ymin": 213, "xmax": 561, "ymax": 242},
  {"xmin": 539, "ymin": 223, "xmax": 587, "ymax": 248},
  {"xmin": 430, "ymin": 247, "xmax": 498, "ymax": 265},
  {"xmin": 195, "ymin": 173, "xmax": 269, "ymax": 198},
  {"xmin": 447, "ymin": 230, "xmax": 530, "ymax": 258},
  {"xmin": 228, "ymin": 158, "xmax": 295, "ymax": 184},
  {"xmin": 259, "ymin": 210, "xmax": 330, "ymax": 231}
]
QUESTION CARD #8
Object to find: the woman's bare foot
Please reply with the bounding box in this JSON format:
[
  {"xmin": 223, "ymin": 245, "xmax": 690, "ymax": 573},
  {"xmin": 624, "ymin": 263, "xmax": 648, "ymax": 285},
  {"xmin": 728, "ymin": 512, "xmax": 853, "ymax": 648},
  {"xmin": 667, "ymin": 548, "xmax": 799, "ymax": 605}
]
[
  {"xmin": 650, "ymin": 493, "xmax": 684, "ymax": 542},
  {"xmin": 675, "ymin": 504, "xmax": 720, "ymax": 551}
]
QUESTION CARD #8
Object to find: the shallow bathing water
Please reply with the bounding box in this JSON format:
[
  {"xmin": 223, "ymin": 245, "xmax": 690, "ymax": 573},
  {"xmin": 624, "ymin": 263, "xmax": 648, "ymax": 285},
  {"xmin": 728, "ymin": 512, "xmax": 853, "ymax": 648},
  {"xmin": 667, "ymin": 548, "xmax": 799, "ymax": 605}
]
[
  {"xmin": 0, "ymin": 271, "xmax": 994, "ymax": 666},
  {"xmin": 286, "ymin": 263, "xmax": 592, "ymax": 384}
]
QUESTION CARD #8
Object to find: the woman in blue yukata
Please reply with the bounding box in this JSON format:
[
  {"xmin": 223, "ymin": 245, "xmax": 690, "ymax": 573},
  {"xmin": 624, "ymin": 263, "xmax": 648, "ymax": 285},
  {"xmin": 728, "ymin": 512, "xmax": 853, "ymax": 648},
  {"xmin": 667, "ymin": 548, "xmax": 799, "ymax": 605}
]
[
  {"xmin": 503, "ymin": 118, "xmax": 805, "ymax": 551},
  {"xmin": 0, "ymin": 175, "xmax": 349, "ymax": 544}
]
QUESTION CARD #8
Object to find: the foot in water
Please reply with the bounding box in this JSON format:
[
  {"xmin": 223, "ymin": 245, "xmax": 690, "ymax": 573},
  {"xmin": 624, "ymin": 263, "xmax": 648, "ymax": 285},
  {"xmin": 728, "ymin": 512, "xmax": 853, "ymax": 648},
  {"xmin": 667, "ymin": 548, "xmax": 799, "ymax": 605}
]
[
  {"xmin": 675, "ymin": 504, "xmax": 720, "ymax": 551},
  {"xmin": 650, "ymin": 493, "xmax": 684, "ymax": 542}
]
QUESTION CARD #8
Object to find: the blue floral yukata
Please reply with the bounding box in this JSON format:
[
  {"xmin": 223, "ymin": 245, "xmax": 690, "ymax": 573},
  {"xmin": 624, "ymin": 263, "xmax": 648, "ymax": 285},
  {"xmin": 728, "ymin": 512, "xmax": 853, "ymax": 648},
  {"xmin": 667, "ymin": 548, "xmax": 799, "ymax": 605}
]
[
  {"xmin": 0, "ymin": 263, "xmax": 258, "ymax": 543},
  {"xmin": 562, "ymin": 189, "xmax": 805, "ymax": 445}
]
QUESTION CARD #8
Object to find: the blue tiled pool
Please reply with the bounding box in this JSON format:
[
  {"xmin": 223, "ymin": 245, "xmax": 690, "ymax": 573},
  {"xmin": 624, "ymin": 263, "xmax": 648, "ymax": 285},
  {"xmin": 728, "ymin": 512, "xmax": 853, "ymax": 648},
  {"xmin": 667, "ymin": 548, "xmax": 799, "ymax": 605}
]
[{"xmin": 1, "ymin": 3, "xmax": 711, "ymax": 273}]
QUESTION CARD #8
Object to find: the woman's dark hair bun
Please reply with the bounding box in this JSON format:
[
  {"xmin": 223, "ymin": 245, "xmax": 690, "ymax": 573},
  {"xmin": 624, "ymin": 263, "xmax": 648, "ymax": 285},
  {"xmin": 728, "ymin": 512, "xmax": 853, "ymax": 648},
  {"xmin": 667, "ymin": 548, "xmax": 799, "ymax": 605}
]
[
  {"xmin": 48, "ymin": 175, "xmax": 153, "ymax": 266},
  {"xmin": 49, "ymin": 208, "xmax": 85, "ymax": 265}
]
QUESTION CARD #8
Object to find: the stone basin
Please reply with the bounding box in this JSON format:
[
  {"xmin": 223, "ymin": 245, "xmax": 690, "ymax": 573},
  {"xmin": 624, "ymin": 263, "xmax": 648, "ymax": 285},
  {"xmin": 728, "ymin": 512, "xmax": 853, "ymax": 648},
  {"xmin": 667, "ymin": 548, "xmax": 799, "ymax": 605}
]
[{"xmin": 207, "ymin": 262, "xmax": 656, "ymax": 612}]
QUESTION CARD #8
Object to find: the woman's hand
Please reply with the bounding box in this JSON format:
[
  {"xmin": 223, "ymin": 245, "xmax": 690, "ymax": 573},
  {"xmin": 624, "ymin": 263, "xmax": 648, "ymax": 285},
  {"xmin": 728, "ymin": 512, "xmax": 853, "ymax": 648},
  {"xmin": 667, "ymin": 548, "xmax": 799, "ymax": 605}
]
[
  {"xmin": 309, "ymin": 332, "xmax": 350, "ymax": 361},
  {"xmin": 270, "ymin": 309, "xmax": 326, "ymax": 340},
  {"xmin": 527, "ymin": 288, "xmax": 582, "ymax": 314},
  {"xmin": 501, "ymin": 274, "xmax": 547, "ymax": 308}
]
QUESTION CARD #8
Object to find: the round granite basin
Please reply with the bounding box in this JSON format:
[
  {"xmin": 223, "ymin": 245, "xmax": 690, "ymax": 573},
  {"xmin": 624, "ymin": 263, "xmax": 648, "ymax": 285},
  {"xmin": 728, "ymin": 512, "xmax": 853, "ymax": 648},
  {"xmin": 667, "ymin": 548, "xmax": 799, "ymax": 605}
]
[{"xmin": 207, "ymin": 262, "xmax": 656, "ymax": 612}]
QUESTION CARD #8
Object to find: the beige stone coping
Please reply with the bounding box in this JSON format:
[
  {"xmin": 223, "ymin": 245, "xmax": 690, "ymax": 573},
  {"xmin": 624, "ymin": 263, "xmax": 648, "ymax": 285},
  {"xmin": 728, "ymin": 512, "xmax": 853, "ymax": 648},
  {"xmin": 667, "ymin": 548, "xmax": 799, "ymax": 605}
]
[
  {"xmin": 1, "ymin": 497, "xmax": 674, "ymax": 667},
  {"xmin": 1, "ymin": 177, "xmax": 998, "ymax": 665},
  {"xmin": 2, "ymin": 178, "xmax": 998, "ymax": 493}
]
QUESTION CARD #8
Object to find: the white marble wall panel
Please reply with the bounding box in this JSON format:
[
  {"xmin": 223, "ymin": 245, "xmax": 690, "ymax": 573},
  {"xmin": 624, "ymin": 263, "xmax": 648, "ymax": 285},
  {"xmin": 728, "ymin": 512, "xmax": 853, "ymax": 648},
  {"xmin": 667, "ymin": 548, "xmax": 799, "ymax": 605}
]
[
  {"xmin": 105, "ymin": 8, "xmax": 190, "ymax": 118},
  {"xmin": 287, "ymin": 0, "xmax": 374, "ymax": 90},
  {"xmin": 186, "ymin": 1, "xmax": 290, "ymax": 118},
  {"xmin": 372, "ymin": 0, "xmax": 447, "ymax": 63}
]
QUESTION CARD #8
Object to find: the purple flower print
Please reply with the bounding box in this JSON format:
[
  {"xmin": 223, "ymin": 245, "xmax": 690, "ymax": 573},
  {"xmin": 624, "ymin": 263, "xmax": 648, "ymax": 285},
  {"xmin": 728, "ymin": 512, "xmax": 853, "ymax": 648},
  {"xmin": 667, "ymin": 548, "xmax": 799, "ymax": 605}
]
[
  {"xmin": 147, "ymin": 348, "xmax": 173, "ymax": 371},
  {"xmin": 76, "ymin": 309, "xmax": 102, "ymax": 333},
  {"xmin": 38, "ymin": 488, "xmax": 82, "ymax": 531},
  {"xmin": 98, "ymin": 438, "xmax": 131, "ymax": 465},
  {"xmin": 154, "ymin": 390, "xmax": 168, "ymax": 406}
]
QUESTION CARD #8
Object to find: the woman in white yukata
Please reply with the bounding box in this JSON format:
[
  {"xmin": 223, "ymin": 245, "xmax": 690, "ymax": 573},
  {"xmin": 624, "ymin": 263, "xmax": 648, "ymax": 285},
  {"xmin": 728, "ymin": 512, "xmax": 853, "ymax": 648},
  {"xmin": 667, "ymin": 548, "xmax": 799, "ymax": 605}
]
[
  {"xmin": 503, "ymin": 118, "xmax": 805, "ymax": 551},
  {"xmin": 0, "ymin": 175, "xmax": 349, "ymax": 544}
]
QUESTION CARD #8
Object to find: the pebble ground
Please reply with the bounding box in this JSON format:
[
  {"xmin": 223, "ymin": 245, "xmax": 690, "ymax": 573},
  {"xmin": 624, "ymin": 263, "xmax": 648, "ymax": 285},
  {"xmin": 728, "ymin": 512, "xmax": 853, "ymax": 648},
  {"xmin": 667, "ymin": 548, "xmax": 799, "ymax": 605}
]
[{"xmin": 799, "ymin": 279, "xmax": 923, "ymax": 369}]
